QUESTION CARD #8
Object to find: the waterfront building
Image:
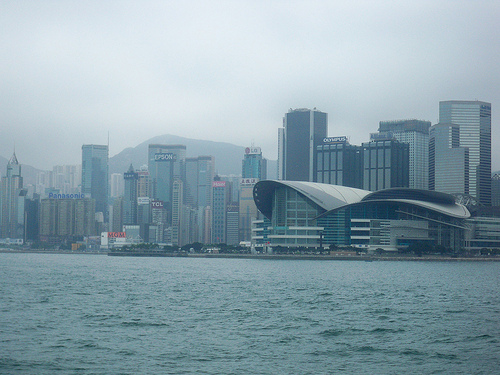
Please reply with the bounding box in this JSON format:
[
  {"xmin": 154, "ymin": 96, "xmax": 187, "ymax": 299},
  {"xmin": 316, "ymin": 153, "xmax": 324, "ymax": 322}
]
[
  {"xmin": 226, "ymin": 203, "xmax": 239, "ymax": 246},
  {"xmin": 185, "ymin": 156, "xmax": 215, "ymax": 243},
  {"xmin": 429, "ymin": 123, "xmax": 469, "ymax": 195},
  {"xmin": 242, "ymin": 147, "xmax": 267, "ymax": 180},
  {"xmin": 136, "ymin": 197, "xmax": 151, "ymax": 225},
  {"xmin": 278, "ymin": 108, "xmax": 327, "ymax": 181},
  {"xmin": 148, "ymin": 144, "xmax": 186, "ymax": 214},
  {"xmin": 136, "ymin": 165, "xmax": 151, "ymax": 199},
  {"xmin": 0, "ymin": 152, "xmax": 26, "ymax": 240},
  {"xmin": 39, "ymin": 197, "xmax": 96, "ymax": 244},
  {"xmin": 110, "ymin": 173, "xmax": 124, "ymax": 198},
  {"xmin": 239, "ymin": 146, "xmax": 266, "ymax": 243},
  {"xmin": 253, "ymin": 181, "xmax": 469, "ymax": 251},
  {"xmin": 239, "ymin": 179, "xmax": 260, "ymax": 243},
  {"xmin": 82, "ymin": 145, "xmax": 109, "ymax": 221},
  {"xmin": 492, "ymin": 173, "xmax": 500, "ymax": 207},
  {"xmin": 151, "ymin": 200, "xmax": 168, "ymax": 243},
  {"xmin": 465, "ymin": 216, "xmax": 500, "ymax": 253},
  {"xmin": 123, "ymin": 164, "xmax": 138, "ymax": 225},
  {"xmin": 378, "ymin": 119, "xmax": 431, "ymax": 189},
  {"xmin": 212, "ymin": 179, "xmax": 230, "ymax": 244},
  {"xmin": 361, "ymin": 139, "xmax": 409, "ymax": 191},
  {"xmin": 24, "ymin": 195, "xmax": 40, "ymax": 242},
  {"xmin": 315, "ymin": 137, "xmax": 363, "ymax": 188},
  {"xmin": 52, "ymin": 165, "xmax": 82, "ymax": 196},
  {"xmin": 110, "ymin": 197, "xmax": 123, "ymax": 232},
  {"xmin": 439, "ymin": 100, "xmax": 491, "ymax": 205},
  {"xmin": 171, "ymin": 179, "xmax": 183, "ymax": 246}
]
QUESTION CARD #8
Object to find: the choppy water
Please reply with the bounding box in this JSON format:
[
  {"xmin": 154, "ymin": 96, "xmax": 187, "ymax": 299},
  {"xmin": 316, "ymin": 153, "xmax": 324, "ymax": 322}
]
[{"xmin": 0, "ymin": 253, "xmax": 499, "ymax": 374}]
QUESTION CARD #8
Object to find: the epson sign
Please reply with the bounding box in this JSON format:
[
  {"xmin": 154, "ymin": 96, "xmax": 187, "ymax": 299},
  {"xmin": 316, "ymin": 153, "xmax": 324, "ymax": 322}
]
[
  {"xmin": 154, "ymin": 153, "xmax": 176, "ymax": 161},
  {"xmin": 323, "ymin": 136, "xmax": 347, "ymax": 144}
]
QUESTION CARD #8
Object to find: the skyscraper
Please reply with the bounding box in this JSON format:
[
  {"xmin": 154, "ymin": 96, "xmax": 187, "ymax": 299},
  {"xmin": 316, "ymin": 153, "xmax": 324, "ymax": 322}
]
[
  {"xmin": 429, "ymin": 123, "xmax": 469, "ymax": 195},
  {"xmin": 362, "ymin": 139, "xmax": 409, "ymax": 191},
  {"xmin": 212, "ymin": 179, "xmax": 229, "ymax": 244},
  {"xmin": 279, "ymin": 108, "xmax": 327, "ymax": 181},
  {"xmin": 81, "ymin": 145, "xmax": 109, "ymax": 221},
  {"xmin": 240, "ymin": 146, "xmax": 266, "ymax": 243},
  {"xmin": 0, "ymin": 152, "xmax": 25, "ymax": 239},
  {"xmin": 185, "ymin": 155, "xmax": 215, "ymax": 243},
  {"xmin": 123, "ymin": 164, "xmax": 138, "ymax": 225},
  {"xmin": 315, "ymin": 137, "xmax": 363, "ymax": 188},
  {"xmin": 378, "ymin": 119, "xmax": 431, "ymax": 189},
  {"xmin": 242, "ymin": 147, "xmax": 267, "ymax": 179},
  {"xmin": 439, "ymin": 100, "xmax": 491, "ymax": 205},
  {"xmin": 148, "ymin": 144, "xmax": 186, "ymax": 214}
]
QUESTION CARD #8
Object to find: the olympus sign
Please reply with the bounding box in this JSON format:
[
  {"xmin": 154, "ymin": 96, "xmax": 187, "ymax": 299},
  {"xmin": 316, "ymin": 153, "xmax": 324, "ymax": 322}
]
[{"xmin": 323, "ymin": 136, "xmax": 347, "ymax": 144}]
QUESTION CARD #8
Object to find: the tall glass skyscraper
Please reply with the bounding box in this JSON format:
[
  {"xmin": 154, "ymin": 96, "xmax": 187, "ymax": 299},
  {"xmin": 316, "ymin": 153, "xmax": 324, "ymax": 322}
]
[
  {"xmin": 279, "ymin": 108, "xmax": 327, "ymax": 181},
  {"xmin": 0, "ymin": 152, "xmax": 25, "ymax": 239},
  {"xmin": 429, "ymin": 123, "xmax": 469, "ymax": 195},
  {"xmin": 81, "ymin": 144, "xmax": 109, "ymax": 221},
  {"xmin": 439, "ymin": 100, "xmax": 491, "ymax": 205},
  {"xmin": 123, "ymin": 164, "xmax": 138, "ymax": 225},
  {"xmin": 242, "ymin": 147, "xmax": 267, "ymax": 179},
  {"xmin": 148, "ymin": 144, "xmax": 186, "ymax": 215},
  {"xmin": 378, "ymin": 119, "xmax": 431, "ymax": 189}
]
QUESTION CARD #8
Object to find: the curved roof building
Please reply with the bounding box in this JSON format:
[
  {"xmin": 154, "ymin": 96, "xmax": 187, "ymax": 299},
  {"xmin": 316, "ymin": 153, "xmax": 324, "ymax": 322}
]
[{"xmin": 253, "ymin": 181, "xmax": 469, "ymax": 251}]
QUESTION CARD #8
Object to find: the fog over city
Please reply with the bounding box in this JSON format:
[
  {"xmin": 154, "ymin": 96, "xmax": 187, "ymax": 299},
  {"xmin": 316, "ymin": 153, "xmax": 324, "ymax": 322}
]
[{"xmin": 1, "ymin": 0, "xmax": 499, "ymax": 170}]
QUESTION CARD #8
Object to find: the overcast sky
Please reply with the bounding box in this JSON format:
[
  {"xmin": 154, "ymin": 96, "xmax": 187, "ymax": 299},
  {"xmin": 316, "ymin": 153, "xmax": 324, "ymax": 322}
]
[{"xmin": 1, "ymin": 0, "xmax": 499, "ymax": 170}]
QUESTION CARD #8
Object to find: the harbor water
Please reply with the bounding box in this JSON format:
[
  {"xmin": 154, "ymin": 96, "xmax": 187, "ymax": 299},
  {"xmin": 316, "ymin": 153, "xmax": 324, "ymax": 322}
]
[{"xmin": 1, "ymin": 253, "xmax": 499, "ymax": 374}]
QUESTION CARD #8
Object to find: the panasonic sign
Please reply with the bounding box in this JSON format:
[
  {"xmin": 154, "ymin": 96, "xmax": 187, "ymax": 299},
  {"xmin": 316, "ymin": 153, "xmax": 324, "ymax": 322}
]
[{"xmin": 48, "ymin": 193, "xmax": 84, "ymax": 199}]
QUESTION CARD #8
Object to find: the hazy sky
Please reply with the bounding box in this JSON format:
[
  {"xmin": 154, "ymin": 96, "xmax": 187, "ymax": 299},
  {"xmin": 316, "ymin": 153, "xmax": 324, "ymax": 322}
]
[{"xmin": 1, "ymin": 0, "xmax": 499, "ymax": 170}]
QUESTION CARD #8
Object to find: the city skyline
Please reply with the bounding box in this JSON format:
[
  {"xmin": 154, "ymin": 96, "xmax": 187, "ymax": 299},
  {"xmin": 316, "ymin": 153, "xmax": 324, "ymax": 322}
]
[{"xmin": 0, "ymin": 1, "xmax": 499, "ymax": 170}]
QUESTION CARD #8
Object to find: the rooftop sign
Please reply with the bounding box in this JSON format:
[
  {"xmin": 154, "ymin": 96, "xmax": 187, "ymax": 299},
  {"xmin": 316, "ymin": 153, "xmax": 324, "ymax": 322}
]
[
  {"xmin": 48, "ymin": 193, "xmax": 84, "ymax": 199},
  {"xmin": 323, "ymin": 136, "xmax": 347, "ymax": 144},
  {"xmin": 213, "ymin": 181, "xmax": 226, "ymax": 188},
  {"xmin": 154, "ymin": 153, "xmax": 177, "ymax": 161},
  {"xmin": 245, "ymin": 147, "xmax": 261, "ymax": 155}
]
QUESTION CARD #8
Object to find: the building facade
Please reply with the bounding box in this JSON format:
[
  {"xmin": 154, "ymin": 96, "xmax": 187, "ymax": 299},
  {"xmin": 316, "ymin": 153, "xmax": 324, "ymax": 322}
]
[
  {"xmin": 362, "ymin": 139, "xmax": 409, "ymax": 191},
  {"xmin": 211, "ymin": 179, "xmax": 229, "ymax": 244},
  {"xmin": 253, "ymin": 181, "xmax": 470, "ymax": 252},
  {"xmin": 378, "ymin": 119, "xmax": 431, "ymax": 189},
  {"xmin": 39, "ymin": 197, "xmax": 96, "ymax": 243},
  {"xmin": 439, "ymin": 100, "xmax": 491, "ymax": 205},
  {"xmin": 315, "ymin": 137, "xmax": 363, "ymax": 188},
  {"xmin": 429, "ymin": 123, "xmax": 469, "ymax": 195},
  {"xmin": 0, "ymin": 153, "xmax": 25, "ymax": 239},
  {"xmin": 123, "ymin": 164, "xmax": 138, "ymax": 225},
  {"xmin": 279, "ymin": 108, "xmax": 327, "ymax": 182},
  {"xmin": 148, "ymin": 144, "xmax": 186, "ymax": 215},
  {"xmin": 81, "ymin": 145, "xmax": 109, "ymax": 221}
]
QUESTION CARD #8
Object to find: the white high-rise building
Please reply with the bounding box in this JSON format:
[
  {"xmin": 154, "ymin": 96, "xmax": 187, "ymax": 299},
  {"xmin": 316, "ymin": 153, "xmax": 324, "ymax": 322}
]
[
  {"xmin": 439, "ymin": 100, "xmax": 491, "ymax": 205},
  {"xmin": 378, "ymin": 120, "xmax": 431, "ymax": 189}
]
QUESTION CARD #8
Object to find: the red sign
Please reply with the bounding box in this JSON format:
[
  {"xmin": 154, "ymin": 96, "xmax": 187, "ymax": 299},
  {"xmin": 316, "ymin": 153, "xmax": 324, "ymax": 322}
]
[
  {"xmin": 108, "ymin": 232, "xmax": 126, "ymax": 238},
  {"xmin": 212, "ymin": 181, "xmax": 226, "ymax": 188}
]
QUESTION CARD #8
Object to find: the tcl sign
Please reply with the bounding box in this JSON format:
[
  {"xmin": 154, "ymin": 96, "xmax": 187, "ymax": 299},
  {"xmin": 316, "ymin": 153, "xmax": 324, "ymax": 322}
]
[{"xmin": 151, "ymin": 200, "xmax": 164, "ymax": 208}]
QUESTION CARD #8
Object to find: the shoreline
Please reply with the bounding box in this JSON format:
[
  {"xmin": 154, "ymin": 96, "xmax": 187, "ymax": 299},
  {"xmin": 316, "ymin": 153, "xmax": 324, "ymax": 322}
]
[{"xmin": 1, "ymin": 249, "xmax": 499, "ymax": 261}]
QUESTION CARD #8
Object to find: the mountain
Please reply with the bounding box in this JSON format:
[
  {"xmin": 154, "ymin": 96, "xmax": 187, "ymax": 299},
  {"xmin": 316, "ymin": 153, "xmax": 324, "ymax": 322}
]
[
  {"xmin": 110, "ymin": 134, "xmax": 248, "ymax": 176},
  {"xmin": 0, "ymin": 135, "xmax": 277, "ymax": 183}
]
